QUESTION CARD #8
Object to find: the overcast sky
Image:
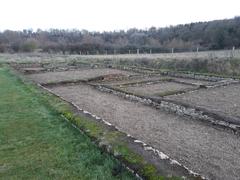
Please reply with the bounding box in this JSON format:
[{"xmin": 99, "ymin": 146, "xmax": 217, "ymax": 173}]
[{"xmin": 1, "ymin": 0, "xmax": 239, "ymax": 32}]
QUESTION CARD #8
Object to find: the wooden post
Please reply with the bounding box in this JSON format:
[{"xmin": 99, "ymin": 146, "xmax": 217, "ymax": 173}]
[
  {"xmin": 231, "ymin": 46, "xmax": 235, "ymax": 58},
  {"xmin": 150, "ymin": 49, "xmax": 152, "ymax": 54},
  {"xmin": 171, "ymin": 48, "xmax": 174, "ymax": 54},
  {"xmin": 197, "ymin": 47, "xmax": 199, "ymax": 53},
  {"xmin": 129, "ymin": 50, "xmax": 131, "ymax": 54},
  {"xmin": 137, "ymin": 49, "xmax": 139, "ymax": 55}
]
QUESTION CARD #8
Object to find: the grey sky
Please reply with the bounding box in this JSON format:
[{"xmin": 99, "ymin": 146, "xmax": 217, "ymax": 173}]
[{"xmin": 1, "ymin": 0, "xmax": 239, "ymax": 31}]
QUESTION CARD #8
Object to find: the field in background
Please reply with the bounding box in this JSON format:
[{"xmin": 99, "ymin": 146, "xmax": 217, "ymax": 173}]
[
  {"xmin": 1, "ymin": 49, "xmax": 240, "ymax": 62},
  {"xmin": 72, "ymin": 49, "xmax": 240, "ymax": 60},
  {"xmin": 1, "ymin": 49, "xmax": 240, "ymax": 76}
]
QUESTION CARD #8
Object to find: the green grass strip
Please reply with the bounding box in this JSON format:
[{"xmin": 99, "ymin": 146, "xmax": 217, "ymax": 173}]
[{"xmin": 0, "ymin": 67, "xmax": 136, "ymax": 180}]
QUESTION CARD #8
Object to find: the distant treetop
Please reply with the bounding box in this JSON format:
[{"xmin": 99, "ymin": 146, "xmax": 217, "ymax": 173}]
[{"xmin": 0, "ymin": 17, "xmax": 239, "ymax": 54}]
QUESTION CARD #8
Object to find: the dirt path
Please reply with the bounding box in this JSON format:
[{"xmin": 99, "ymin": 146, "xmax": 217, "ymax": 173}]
[{"xmin": 49, "ymin": 84, "xmax": 240, "ymax": 180}]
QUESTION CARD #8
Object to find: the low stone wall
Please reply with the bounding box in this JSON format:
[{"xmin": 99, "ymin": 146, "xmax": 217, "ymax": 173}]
[
  {"xmin": 114, "ymin": 66, "xmax": 240, "ymax": 88},
  {"xmin": 161, "ymin": 71, "xmax": 228, "ymax": 82},
  {"xmin": 206, "ymin": 79, "xmax": 240, "ymax": 88},
  {"xmin": 96, "ymin": 85, "xmax": 240, "ymax": 133},
  {"xmin": 114, "ymin": 65, "xmax": 236, "ymax": 81},
  {"xmin": 114, "ymin": 66, "xmax": 156, "ymax": 74}
]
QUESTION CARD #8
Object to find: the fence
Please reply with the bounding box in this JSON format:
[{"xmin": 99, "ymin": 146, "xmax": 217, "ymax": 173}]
[{"xmin": 74, "ymin": 48, "xmax": 240, "ymax": 60}]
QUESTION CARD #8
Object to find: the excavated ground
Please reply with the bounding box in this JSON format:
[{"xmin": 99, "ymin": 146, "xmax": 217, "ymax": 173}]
[
  {"xmin": 166, "ymin": 84, "xmax": 240, "ymax": 119},
  {"xmin": 116, "ymin": 81, "xmax": 196, "ymax": 97},
  {"xmin": 98, "ymin": 75, "xmax": 214, "ymax": 86},
  {"xmin": 171, "ymin": 77, "xmax": 215, "ymax": 86},
  {"xmin": 26, "ymin": 68, "xmax": 135, "ymax": 84},
  {"xmin": 48, "ymin": 84, "xmax": 240, "ymax": 180}
]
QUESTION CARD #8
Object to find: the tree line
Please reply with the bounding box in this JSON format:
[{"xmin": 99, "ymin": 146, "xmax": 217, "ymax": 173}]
[{"xmin": 0, "ymin": 17, "xmax": 240, "ymax": 54}]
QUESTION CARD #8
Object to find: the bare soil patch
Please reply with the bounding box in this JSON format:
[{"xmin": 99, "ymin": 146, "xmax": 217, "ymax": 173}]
[
  {"xmin": 171, "ymin": 77, "xmax": 214, "ymax": 86},
  {"xmin": 95, "ymin": 73, "xmax": 215, "ymax": 87},
  {"xmin": 94, "ymin": 75, "xmax": 169, "ymax": 86},
  {"xmin": 26, "ymin": 68, "xmax": 135, "ymax": 84},
  {"xmin": 49, "ymin": 84, "xmax": 240, "ymax": 180},
  {"xmin": 117, "ymin": 81, "xmax": 196, "ymax": 97},
  {"xmin": 166, "ymin": 84, "xmax": 240, "ymax": 119},
  {"xmin": 21, "ymin": 67, "xmax": 46, "ymax": 74}
]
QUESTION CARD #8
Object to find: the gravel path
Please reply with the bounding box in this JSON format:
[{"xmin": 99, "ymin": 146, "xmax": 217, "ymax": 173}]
[
  {"xmin": 27, "ymin": 69, "xmax": 135, "ymax": 84},
  {"xmin": 50, "ymin": 84, "xmax": 240, "ymax": 180},
  {"xmin": 166, "ymin": 84, "xmax": 240, "ymax": 118}
]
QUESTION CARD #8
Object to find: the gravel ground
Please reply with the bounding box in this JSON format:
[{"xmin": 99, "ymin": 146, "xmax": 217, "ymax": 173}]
[
  {"xmin": 172, "ymin": 77, "xmax": 214, "ymax": 85},
  {"xmin": 166, "ymin": 84, "xmax": 240, "ymax": 118},
  {"xmin": 97, "ymin": 75, "xmax": 167, "ymax": 86},
  {"xmin": 49, "ymin": 84, "xmax": 240, "ymax": 180},
  {"xmin": 95, "ymin": 75, "xmax": 211, "ymax": 87},
  {"xmin": 118, "ymin": 82, "xmax": 195, "ymax": 96},
  {"xmin": 26, "ymin": 68, "xmax": 135, "ymax": 84}
]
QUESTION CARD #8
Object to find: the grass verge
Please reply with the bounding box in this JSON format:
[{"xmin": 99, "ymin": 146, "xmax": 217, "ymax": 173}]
[{"xmin": 0, "ymin": 67, "xmax": 136, "ymax": 179}]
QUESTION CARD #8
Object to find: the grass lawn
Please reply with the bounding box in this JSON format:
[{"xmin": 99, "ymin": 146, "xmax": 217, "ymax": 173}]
[{"xmin": 0, "ymin": 67, "xmax": 136, "ymax": 179}]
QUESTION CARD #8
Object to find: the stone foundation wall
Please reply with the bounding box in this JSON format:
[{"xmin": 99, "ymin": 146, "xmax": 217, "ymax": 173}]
[{"xmin": 96, "ymin": 85, "xmax": 240, "ymax": 133}]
